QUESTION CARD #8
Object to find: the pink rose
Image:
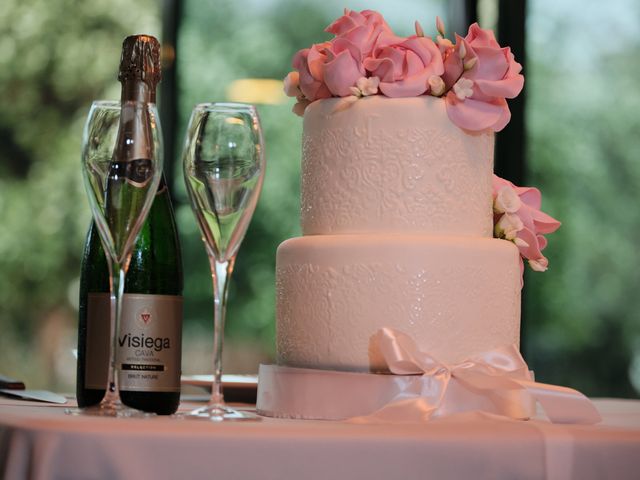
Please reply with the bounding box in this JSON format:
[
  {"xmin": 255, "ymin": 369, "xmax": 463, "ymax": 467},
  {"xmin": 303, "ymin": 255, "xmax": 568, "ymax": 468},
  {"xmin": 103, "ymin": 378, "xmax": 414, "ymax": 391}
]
[
  {"xmin": 323, "ymin": 38, "xmax": 366, "ymax": 97},
  {"xmin": 363, "ymin": 36, "xmax": 444, "ymax": 98},
  {"xmin": 326, "ymin": 9, "xmax": 391, "ymax": 36},
  {"xmin": 492, "ymin": 175, "xmax": 561, "ymax": 272},
  {"xmin": 292, "ymin": 43, "xmax": 332, "ymax": 102},
  {"xmin": 444, "ymin": 24, "xmax": 524, "ymax": 132},
  {"xmin": 325, "ymin": 9, "xmax": 398, "ymax": 57}
]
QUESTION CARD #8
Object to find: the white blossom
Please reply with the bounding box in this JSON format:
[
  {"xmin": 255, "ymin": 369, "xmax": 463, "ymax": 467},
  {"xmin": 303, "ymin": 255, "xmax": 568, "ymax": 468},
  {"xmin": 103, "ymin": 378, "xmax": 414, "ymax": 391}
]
[
  {"xmin": 349, "ymin": 86, "xmax": 361, "ymax": 97},
  {"xmin": 453, "ymin": 77, "xmax": 474, "ymax": 100},
  {"xmin": 528, "ymin": 257, "xmax": 549, "ymax": 272},
  {"xmin": 495, "ymin": 213, "xmax": 524, "ymax": 240},
  {"xmin": 356, "ymin": 76, "xmax": 380, "ymax": 96},
  {"xmin": 494, "ymin": 186, "xmax": 522, "ymax": 214},
  {"xmin": 428, "ymin": 75, "xmax": 446, "ymax": 97}
]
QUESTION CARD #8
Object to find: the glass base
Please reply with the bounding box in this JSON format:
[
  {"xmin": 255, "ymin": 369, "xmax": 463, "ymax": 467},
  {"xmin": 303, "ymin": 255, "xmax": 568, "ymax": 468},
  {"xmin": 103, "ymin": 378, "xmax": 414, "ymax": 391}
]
[
  {"xmin": 65, "ymin": 399, "xmax": 155, "ymax": 418},
  {"xmin": 177, "ymin": 404, "xmax": 261, "ymax": 422}
]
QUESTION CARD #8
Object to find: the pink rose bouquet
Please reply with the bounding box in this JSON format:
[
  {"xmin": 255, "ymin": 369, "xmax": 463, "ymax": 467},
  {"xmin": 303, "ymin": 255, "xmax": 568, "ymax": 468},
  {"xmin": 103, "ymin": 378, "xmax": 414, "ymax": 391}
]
[
  {"xmin": 492, "ymin": 175, "xmax": 561, "ymax": 273},
  {"xmin": 283, "ymin": 9, "xmax": 524, "ymax": 132}
]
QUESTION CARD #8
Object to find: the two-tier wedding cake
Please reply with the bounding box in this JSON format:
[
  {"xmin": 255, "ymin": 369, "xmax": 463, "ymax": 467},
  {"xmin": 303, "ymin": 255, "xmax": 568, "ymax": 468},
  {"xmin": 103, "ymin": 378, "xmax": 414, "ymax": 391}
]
[
  {"xmin": 258, "ymin": 9, "xmax": 566, "ymax": 421},
  {"xmin": 276, "ymin": 95, "xmax": 521, "ymax": 370}
]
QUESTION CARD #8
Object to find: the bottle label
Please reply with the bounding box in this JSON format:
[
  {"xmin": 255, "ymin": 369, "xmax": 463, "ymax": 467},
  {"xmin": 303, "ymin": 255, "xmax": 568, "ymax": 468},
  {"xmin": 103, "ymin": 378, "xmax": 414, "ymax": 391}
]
[{"xmin": 85, "ymin": 293, "xmax": 183, "ymax": 392}]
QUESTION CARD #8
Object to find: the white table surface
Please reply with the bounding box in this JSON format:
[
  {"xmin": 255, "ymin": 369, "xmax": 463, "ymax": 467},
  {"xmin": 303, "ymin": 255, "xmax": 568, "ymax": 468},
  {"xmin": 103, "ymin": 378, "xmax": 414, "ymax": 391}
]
[{"xmin": 1, "ymin": 397, "xmax": 639, "ymax": 480}]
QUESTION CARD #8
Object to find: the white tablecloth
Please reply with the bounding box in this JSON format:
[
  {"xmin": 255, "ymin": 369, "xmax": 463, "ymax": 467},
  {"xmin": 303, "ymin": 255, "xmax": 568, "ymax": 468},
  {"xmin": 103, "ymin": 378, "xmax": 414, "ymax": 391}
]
[{"xmin": 1, "ymin": 398, "xmax": 639, "ymax": 480}]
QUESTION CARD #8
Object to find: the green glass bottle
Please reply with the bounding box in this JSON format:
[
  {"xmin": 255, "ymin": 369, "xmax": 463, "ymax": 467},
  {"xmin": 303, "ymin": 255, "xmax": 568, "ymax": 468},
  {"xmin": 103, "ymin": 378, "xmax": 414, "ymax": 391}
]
[
  {"xmin": 76, "ymin": 176, "xmax": 183, "ymax": 414},
  {"xmin": 76, "ymin": 34, "xmax": 183, "ymax": 415}
]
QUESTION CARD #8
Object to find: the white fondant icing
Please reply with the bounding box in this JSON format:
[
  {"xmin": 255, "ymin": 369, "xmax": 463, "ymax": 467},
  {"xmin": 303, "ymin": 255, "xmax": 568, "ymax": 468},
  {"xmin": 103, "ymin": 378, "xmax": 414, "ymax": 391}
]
[
  {"xmin": 301, "ymin": 96, "xmax": 494, "ymax": 237},
  {"xmin": 276, "ymin": 235, "xmax": 521, "ymax": 370}
]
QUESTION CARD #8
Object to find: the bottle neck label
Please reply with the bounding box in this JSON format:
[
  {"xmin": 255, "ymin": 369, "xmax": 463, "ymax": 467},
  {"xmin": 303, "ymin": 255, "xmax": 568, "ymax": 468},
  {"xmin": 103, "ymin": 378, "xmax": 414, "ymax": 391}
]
[{"xmin": 85, "ymin": 293, "xmax": 182, "ymax": 392}]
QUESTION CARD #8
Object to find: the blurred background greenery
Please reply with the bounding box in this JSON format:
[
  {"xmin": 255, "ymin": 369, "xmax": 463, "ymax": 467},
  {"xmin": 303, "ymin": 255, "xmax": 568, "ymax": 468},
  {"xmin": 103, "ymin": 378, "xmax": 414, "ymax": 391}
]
[{"xmin": 0, "ymin": 0, "xmax": 638, "ymax": 398}]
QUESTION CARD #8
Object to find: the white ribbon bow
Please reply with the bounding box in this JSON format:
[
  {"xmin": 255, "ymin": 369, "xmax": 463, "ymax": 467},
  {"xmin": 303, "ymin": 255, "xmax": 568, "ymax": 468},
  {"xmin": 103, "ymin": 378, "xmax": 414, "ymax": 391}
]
[{"xmin": 351, "ymin": 328, "xmax": 601, "ymax": 424}]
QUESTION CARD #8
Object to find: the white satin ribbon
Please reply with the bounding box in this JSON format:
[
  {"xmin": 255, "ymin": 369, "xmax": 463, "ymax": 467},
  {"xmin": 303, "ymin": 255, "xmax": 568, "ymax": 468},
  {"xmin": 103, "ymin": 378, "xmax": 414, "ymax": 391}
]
[{"xmin": 349, "ymin": 328, "xmax": 601, "ymax": 424}]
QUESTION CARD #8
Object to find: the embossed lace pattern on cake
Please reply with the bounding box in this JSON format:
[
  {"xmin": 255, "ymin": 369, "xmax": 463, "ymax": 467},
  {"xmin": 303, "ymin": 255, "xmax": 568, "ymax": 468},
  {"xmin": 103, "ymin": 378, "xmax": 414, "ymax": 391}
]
[
  {"xmin": 276, "ymin": 257, "xmax": 521, "ymax": 370},
  {"xmin": 301, "ymin": 126, "xmax": 494, "ymax": 236}
]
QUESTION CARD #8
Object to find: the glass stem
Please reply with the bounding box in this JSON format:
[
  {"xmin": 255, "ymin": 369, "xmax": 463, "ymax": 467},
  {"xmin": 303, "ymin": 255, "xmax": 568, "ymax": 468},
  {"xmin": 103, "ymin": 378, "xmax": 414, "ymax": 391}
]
[
  {"xmin": 102, "ymin": 258, "xmax": 127, "ymax": 407},
  {"xmin": 209, "ymin": 257, "xmax": 235, "ymax": 407}
]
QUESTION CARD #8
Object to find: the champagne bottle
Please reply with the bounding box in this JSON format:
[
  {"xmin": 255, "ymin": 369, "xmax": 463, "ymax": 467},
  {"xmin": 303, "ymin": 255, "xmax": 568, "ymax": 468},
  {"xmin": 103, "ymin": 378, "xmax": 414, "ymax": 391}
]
[{"xmin": 76, "ymin": 35, "xmax": 183, "ymax": 415}]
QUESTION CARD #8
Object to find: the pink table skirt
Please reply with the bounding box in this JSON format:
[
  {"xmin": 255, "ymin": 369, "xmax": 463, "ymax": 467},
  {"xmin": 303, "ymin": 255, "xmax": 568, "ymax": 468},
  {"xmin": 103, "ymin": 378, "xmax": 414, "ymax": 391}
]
[{"xmin": 1, "ymin": 398, "xmax": 639, "ymax": 480}]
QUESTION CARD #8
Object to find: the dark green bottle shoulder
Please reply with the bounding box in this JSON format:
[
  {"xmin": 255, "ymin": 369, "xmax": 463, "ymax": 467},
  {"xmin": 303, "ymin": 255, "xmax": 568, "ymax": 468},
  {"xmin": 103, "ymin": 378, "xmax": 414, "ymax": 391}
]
[{"xmin": 80, "ymin": 181, "xmax": 183, "ymax": 295}]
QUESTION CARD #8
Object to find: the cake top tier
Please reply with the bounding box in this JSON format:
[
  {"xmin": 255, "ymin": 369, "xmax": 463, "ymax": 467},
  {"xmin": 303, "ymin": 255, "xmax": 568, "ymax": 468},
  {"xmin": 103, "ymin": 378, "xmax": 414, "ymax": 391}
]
[
  {"xmin": 301, "ymin": 95, "xmax": 494, "ymax": 237},
  {"xmin": 283, "ymin": 9, "xmax": 524, "ymax": 133},
  {"xmin": 288, "ymin": 9, "xmax": 561, "ymax": 273}
]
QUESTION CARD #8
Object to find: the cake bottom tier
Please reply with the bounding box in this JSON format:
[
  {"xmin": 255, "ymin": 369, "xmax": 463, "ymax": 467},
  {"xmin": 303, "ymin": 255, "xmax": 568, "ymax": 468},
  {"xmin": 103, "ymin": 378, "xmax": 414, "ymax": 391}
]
[{"xmin": 276, "ymin": 235, "xmax": 522, "ymax": 371}]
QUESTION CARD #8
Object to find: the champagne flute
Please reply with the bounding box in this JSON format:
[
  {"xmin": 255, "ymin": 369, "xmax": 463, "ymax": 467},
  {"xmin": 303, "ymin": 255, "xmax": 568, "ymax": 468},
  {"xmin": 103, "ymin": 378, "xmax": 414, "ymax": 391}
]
[
  {"xmin": 69, "ymin": 100, "xmax": 163, "ymax": 417},
  {"xmin": 182, "ymin": 103, "xmax": 265, "ymax": 421}
]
